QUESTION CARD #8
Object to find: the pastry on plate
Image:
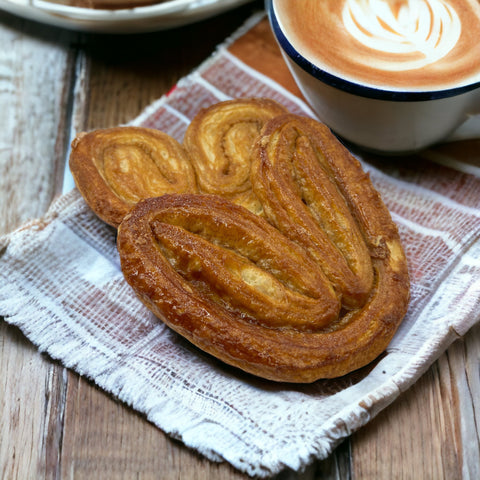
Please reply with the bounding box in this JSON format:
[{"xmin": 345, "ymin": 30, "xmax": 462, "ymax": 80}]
[{"xmin": 45, "ymin": 0, "xmax": 165, "ymax": 9}]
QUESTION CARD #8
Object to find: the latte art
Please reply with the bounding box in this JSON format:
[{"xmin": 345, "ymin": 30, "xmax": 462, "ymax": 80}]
[
  {"xmin": 274, "ymin": 0, "xmax": 480, "ymax": 90},
  {"xmin": 343, "ymin": 0, "xmax": 461, "ymax": 71}
]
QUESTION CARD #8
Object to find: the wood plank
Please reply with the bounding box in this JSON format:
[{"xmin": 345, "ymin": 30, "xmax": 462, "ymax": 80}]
[
  {"xmin": 0, "ymin": 324, "xmax": 51, "ymax": 480},
  {"xmin": 59, "ymin": 375, "xmax": 248, "ymax": 480},
  {"xmin": 0, "ymin": 12, "xmax": 78, "ymax": 480},
  {"xmin": 351, "ymin": 370, "xmax": 447, "ymax": 478},
  {"xmin": 444, "ymin": 324, "xmax": 480, "ymax": 479},
  {"xmin": 0, "ymin": 14, "xmax": 77, "ymax": 229},
  {"xmin": 350, "ymin": 328, "xmax": 480, "ymax": 479}
]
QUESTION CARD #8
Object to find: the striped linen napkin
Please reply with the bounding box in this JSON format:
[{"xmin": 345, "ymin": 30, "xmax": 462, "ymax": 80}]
[{"xmin": 1, "ymin": 13, "xmax": 480, "ymax": 477}]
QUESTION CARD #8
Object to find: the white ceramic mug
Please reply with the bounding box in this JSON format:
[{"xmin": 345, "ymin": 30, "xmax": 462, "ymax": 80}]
[{"xmin": 267, "ymin": 0, "xmax": 480, "ymax": 153}]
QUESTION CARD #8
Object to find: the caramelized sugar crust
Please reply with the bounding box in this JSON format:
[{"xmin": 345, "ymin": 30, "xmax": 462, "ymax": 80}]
[
  {"xmin": 71, "ymin": 99, "xmax": 410, "ymax": 382},
  {"xmin": 117, "ymin": 114, "xmax": 410, "ymax": 383},
  {"xmin": 70, "ymin": 99, "xmax": 287, "ymax": 227},
  {"xmin": 69, "ymin": 126, "xmax": 197, "ymax": 227},
  {"xmin": 118, "ymin": 194, "xmax": 341, "ymax": 333},
  {"xmin": 118, "ymin": 192, "xmax": 409, "ymax": 382},
  {"xmin": 251, "ymin": 114, "xmax": 376, "ymax": 310}
]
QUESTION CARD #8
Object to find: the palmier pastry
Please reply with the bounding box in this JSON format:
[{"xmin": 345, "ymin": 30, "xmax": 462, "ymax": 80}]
[
  {"xmin": 183, "ymin": 98, "xmax": 288, "ymax": 214},
  {"xmin": 69, "ymin": 126, "xmax": 197, "ymax": 227},
  {"xmin": 117, "ymin": 190, "xmax": 409, "ymax": 382},
  {"xmin": 251, "ymin": 114, "xmax": 408, "ymax": 310}
]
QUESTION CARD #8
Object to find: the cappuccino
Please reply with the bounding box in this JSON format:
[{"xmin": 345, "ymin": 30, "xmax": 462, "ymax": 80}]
[{"xmin": 274, "ymin": 0, "xmax": 480, "ymax": 91}]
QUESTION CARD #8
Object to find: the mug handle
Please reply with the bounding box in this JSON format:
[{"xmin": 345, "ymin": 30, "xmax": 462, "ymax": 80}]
[
  {"xmin": 447, "ymin": 113, "xmax": 480, "ymax": 142},
  {"xmin": 447, "ymin": 91, "xmax": 480, "ymax": 142}
]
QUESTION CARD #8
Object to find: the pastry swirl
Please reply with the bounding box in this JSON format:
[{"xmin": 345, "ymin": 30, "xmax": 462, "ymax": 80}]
[
  {"xmin": 183, "ymin": 98, "xmax": 288, "ymax": 214},
  {"xmin": 251, "ymin": 114, "xmax": 392, "ymax": 310},
  {"xmin": 71, "ymin": 100, "xmax": 410, "ymax": 382},
  {"xmin": 69, "ymin": 126, "xmax": 197, "ymax": 227},
  {"xmin": 118, "ymin": 189, "xmax": 409, "ymax": 382},
  {"xmin": 118, "ymin": 194, "xmax": 340, "ymax": 332}
]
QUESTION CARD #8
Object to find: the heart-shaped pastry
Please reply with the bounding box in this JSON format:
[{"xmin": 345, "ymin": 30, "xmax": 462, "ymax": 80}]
[{"xmin": 117, "ymin": 114, "xmax": 410, "ymax": 382}]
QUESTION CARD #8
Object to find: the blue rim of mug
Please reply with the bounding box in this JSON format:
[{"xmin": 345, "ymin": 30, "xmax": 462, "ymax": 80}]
[{"xmin": 267, "ymin": 0, "xmax": 480, "ymax": 102}]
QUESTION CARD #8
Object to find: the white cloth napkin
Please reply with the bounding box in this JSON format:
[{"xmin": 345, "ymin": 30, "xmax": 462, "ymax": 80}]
[{"xmin": 1, "ymin": 14, "xmax": 480, "ymax": 477}]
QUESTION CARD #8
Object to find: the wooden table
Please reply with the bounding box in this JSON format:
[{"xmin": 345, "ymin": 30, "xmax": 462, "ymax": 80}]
[{"xmin": 1, "ymin": 2, "xmax": 479, "ymax": 478}]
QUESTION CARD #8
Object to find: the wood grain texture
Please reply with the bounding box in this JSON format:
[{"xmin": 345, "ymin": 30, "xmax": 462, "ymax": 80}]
[
  {"xmin": 0, "ymin": 12, "xmax": 75, "ymax": 480},
  {"xmin": 351, "ymin": 328, "xmax": 480, "ymax": 479},
  {"xmin": 1, "ymin": 1, "xmax": 479, "ymax": 478},
  {"xmin": 0, "ymin": 14, "xmax": 76, "ymax": 231},
  {"xmin": 1, "ymin": 324, "xmax": 53, "ymax": 480},
  {"xmin": 58, "ymin": 374, "xmax": 248, "ymax": 480}
]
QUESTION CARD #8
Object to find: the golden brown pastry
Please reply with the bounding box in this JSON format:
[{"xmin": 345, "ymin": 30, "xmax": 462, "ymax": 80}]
[
  {"xmin": 183, "ymin": 98, "xmax": 288, "ymax": 215},
  {"xmin": 251, "ymin": 114, "xmax": 383, "ymax": 310},
  {"xmin": 69, "ymin": 126, "xmax": 197, "ymax": 228},
  {"xmin": 118, "ymin": 194, "xmax": 341, "ymax": 332},
  {"xmin": 71, "ymin": 103, "xmax": 409, "ymax": 382},
  {"xmin": 117, "ymin": 113, "xmax": 409, "ymax": 382}
]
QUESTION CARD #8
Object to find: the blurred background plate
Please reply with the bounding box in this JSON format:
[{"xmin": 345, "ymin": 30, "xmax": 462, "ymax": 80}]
[{"xmin": 0, "ymin": 0, "xmax": 255, "ymax": 33}]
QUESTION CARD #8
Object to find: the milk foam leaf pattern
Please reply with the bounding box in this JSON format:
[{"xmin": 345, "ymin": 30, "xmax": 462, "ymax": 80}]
[
  {"xmin": 343, "ymin": 0, "xmax": 461, "ymax": 71},
  {"xmin": 69, "ymin": 126, "xmax": 197, "ymax": 228},
  {"xmin": 275, "ymin": 0, "xmax": 480, "ymax": 90}
]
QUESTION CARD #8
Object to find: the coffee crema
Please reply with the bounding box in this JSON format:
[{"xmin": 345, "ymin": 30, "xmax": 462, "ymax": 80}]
[{"xmin": 274, "ymin": 0, "xmax": 480, "ymax": 91}]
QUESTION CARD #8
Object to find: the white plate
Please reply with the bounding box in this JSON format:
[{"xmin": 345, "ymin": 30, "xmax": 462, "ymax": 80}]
[{"xmin": 0, "ymin": 0, "xmax": 254, "ymax": 33}]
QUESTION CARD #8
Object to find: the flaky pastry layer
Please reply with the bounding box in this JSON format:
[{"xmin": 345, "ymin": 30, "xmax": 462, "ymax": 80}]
[
  {"xmin": 183, "ymin": 98, "xmax": 288, "ymax": 214},
  {"xmin": 70, "ymin": 99, "xmax": 288, "ymax": 226},
  {"xmin": 71, "ymin": 100, "xmax": 410, "ymax": 382},
  {"xmin": 117, "ymin": 112, "xmax": 410, "ymax": 382},
  {"xmin": 118, "ymin": 191, "xmax": 409, "ymax": 382},
  {"xmin": 69, "ymin": 126, "xmax": 197, "ymax": 227},
  {"xmin": 251, "ymin": 114, "xmax": 379, "ymax": 309}
]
